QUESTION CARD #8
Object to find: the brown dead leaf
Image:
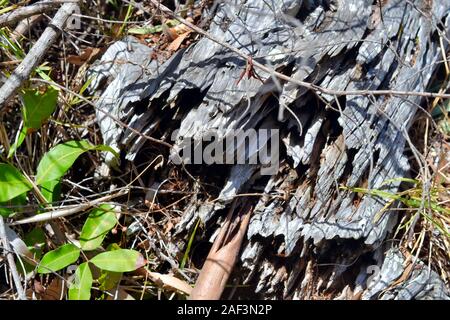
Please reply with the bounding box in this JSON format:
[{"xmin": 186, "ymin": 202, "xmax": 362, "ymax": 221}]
[
  {"xmin": 147, "ymin": 271, "xmax": 192, "ymax": 295},
  {"xmin": 135, "ymin": 268, "xmax": 192, "ymax": 295},
  {"xmin": 167, "ymin": 31, "xmax": 191, "ymax": 52},
  {"xmin": 37, "ymin": 278, "xmax": 64, "ymax": 300},
  {"xmin": 163, "ymin": 220, "xmax": 175, "ymax": 234},
  {"xmin": 171, "ymin": 22, "xmax": 192, "ymax": 35},
  {"xmin": 67, "ymin": 47, "xmax": 102, "ymax": 66}
]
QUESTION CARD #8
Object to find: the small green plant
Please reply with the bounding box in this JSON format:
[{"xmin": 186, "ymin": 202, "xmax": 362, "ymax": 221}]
[
  {"xmin": 1, "ymin": 139, "xmax": 118, "ymax": 211},
  {"xmin": 341, "ymin": 178, "xmax": 450, "ymax": 239},
  {"xmin": 35, "ymin": 204, "xmax": 146, "ymax": 300},
  {"xmin": 0, "ymin": 140, "xmax": 144, "ymax": 299},
  {"xmin": 0, "ymin": 72, "xmax": 143, "ymax": 299},
  {"xmin": 8, "ymin": 86, "xmax": 59, "ymax": 158}
]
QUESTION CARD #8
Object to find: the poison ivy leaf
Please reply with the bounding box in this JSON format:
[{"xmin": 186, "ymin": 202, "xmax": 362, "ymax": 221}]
[
  {"xmin": 0, "ymin": 163, "xmax": 32, "ymax": 202},
  {"xmin": 8, "ymin": 87, "xmax": 58, "ymax": 158},
  {"xmin": 35, "ymin": 140, "xmax": 118, "ymax": 185},
  {"xmin": 22, "ymin": 87, "xmax": 58, "ymax": 129},
  {"xmin": 40, "ymin": 179, "xmax": 61, "ymax": 205},
  {"xmin": 24, "ymin": 227, "xmax": 46, "ymax": 259},
  {"xmin": 68, "ymin": 262, "xmax": 92, "ymax": 300},
  {"xmin": 90, "ymin": 249, "xmax": 146, "ymax": 273},
  {"xmin": 37, "ymin": 243, "xmax": 80, "ymax": 274},
  {"xmin": 97, "ymin": 244, "xmax": 122, "ymax": 290},
  {"xmin": 80, "ymin": 204, "xmax": 118, "ymax": 251},
  {"xmin": 36, "ymin": 140, "xmax": 93, "ymax": 185}
]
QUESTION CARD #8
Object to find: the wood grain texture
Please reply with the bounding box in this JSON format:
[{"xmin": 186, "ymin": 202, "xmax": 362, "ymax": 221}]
[{"xmin": 89, "ymin": 0, "xmax": 450, "ymax": 299}]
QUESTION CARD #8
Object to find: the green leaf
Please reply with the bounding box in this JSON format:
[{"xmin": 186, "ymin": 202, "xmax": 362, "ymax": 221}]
[
  {"xmin": 36, "ymin": 140, "xmax": 118, "ymax": 185},
  {"xmin": 90, "ymin": 249, "xmax": 146, "ymax": 272},
  {"xmin": 37, "ymin": 243, "xmax": 80, "ymax": 274},
  {"xmin": 8, "ymin": 125, "xmax": 27, "ymax": 158},
  {"xmin": 127, "ymin": 20, "xmax": 179, "ymax": 35},
  {"xmin": 0, "ymin": 192, "xmax": 27, "ymax": 217},
  {"xmin": 20, "ymin": 227, "xmax": 46, "ymax": 273},
  {"xmin": 128, "ymin": 26, "xmax": 162, "ymax": 35},
  {"xmin": 69, "ymin": 262, "xmax": 92, "ymax": 300},
  {"xmin": 40, "ymin": 179, "xmax": 61, "ymax": 205},
  {"xmin": 24, "ymin": 227, "xmax": 46, "ymax": 249},
  {"xmin": 80, "ymin": 204, "xmax": 118, "ymax": 251},
  {"xmin": 24, "ymin": 227, "xmax": 46, "ymax": 260},
  {"xmin": 36, "ymin": 140, "xmax": 93, "ymax": 185},
  {"xmin": 95, "ymin": 144, "xmax": 119, "ymax": 157},
  {"xmin": 0, "ymin": 163, "xmax": 32, "ymax": 202},
  {"xmin": 22, "ymin": 87, "xmax": 58, "ymax": 129},
  {"xmin": 98, "ymin": 270, "xmax": 122, "ymax": 291},
  {"xmin": 180, "ymin": 218, "xmax": 200, "ymax": 269},
  {"xmin": 79, "ymin": 77, "xmax": 94, "ymax": 95}
]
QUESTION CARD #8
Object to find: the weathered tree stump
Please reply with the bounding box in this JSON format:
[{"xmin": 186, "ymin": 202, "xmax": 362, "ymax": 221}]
[{"xmin": 89, "ymin": 0, "xmax": 450, "ymax": 299}]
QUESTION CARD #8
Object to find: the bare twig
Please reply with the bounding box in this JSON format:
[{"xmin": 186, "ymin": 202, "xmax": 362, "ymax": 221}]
[
  {"xmin": 0, "ymin": 2, "xmax": 79, "ymax": 108},
  {"xmin": 10, "ymin": 189, "xmax": 128, "ymax": 225},
  {"xmin": 0, "ymin": 216, "xmax": 26, "ymax": 300},
  {"xmin": 11, "ymin": 15, "xmax": 43, "ymax": 41},
  {"xmin": 139, "ymin": 0, "xmax": 450, "ymax": 100},
  {"xmin": 0, "ymin": 0, "xmax": 76, "ymax": 27}
]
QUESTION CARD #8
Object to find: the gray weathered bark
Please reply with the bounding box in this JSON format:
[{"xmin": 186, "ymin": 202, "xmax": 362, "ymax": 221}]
[{"xmin": 89, "ymin": 0, "xmax": 450, "ymax": 299}]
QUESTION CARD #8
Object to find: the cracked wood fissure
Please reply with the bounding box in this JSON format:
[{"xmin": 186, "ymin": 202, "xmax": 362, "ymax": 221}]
[{"xmin": 89, "ymin": 0, "xmax": 450, "ymax": 299}]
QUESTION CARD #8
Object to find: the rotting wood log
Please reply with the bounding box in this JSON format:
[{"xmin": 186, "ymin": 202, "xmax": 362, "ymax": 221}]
[{"xmin": 88, "ymin": 0, "xmax": 450, "ymax": 299}]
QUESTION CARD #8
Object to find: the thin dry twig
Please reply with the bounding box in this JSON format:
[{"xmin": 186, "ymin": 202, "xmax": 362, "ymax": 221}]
[
  {"xmin": 140, "ymin": 0, "xmax": 450, "ymax": 100},
  {"xmin": 0, "ymin": 0, "xmax": 76, "ymax": 27},
  {"xmin": 0, "ymin": 216, "xmax": 26, "ymax": 300},
  {"xmin": 0, "ymin": 2, "xmax": 80, "ymax": 108},
  {"xmin": 10, "ymin": 189, "xmax": 129, "ymax": 225}
]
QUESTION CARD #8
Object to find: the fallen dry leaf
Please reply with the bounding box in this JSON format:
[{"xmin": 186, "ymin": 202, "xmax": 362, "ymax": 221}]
[
  {"xmin": 167, "ymin": 31, "xmax": 192, "ymax": 52},
  {"xmin": 148, "ymin": 271, "xmax": 192, "ymax": 295},
  {"xmin": 37, "ymin": 278, "xmax": 64, "ymax": 300},
  {"xmin": 67, "ymin": 47, "xmax": 102, "ymax": 66},
  {"xmin": 136, "ymin": 268, "xmax": 192, "ymax": 295}
]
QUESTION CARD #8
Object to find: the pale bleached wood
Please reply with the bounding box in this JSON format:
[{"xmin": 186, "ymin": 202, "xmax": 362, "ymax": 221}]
[
  {"xmin": 89, "ymin": 0, "xmax": 450, "ymax": 299},
  {"xmin": 0, "ymin": 216, "xmax": 26, "ymax": 300},
  {"xmin": 0, "ymin": 0, "xmax": 76, "ymax": 27},
  {"xmin": 0, "ymin": 2, "xmax": 79, "ymax": 108}
]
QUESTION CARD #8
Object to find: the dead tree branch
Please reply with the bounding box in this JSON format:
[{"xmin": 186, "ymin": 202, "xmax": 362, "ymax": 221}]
[
  {"xmin": 0, "ymin": 216, "xmax": 26, "ymax": 300},
  {"xmin": 0, "ymin": 0, "xmax": 76, "ymax": 27},
  {"xmin": 0, "ymin": 2, "xmax": 79, "ymax": 108}
]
